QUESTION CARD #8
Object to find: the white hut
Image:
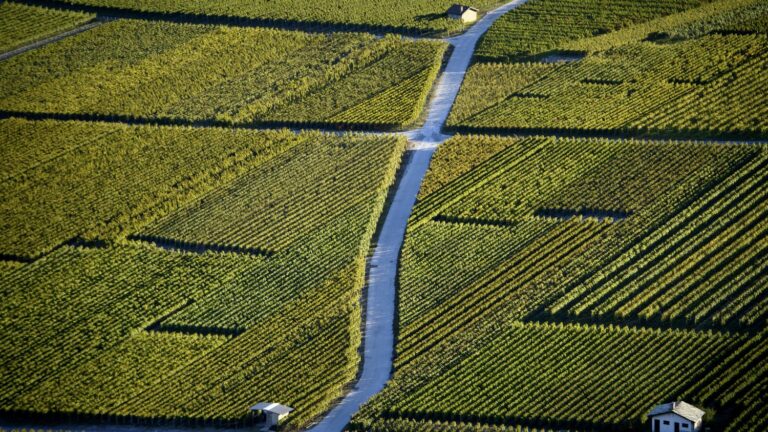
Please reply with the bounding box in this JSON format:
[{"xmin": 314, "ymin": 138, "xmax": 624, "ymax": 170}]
[
  {"xmin": 648, "ymin": 401, "xmax": 705, "ymax": 432},
  {"xmin": 250, "ymin": 402, "xmax": 294, "ymax": 427},
  {"xmin": 447, "ymin": 4, "xmax": 478, "ymax": 23}
]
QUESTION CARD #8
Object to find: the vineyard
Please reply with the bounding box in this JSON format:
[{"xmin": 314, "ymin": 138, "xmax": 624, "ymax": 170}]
[
  {"xmin": 549, "ymin": 151, "xmax": 768, "ymax": 328},
  {"xmin": 360, "ymin": 326, "xmax": 767, "ymax": 431},
  {"xmin": 0, "ymin": 19, "xmax": 446, "ymax": 129},
  {"xmin": 0, "ymin": 2, "xmax": 94, "ymax": 52},
  {"xmin": 560, "ymin": 0, "xmax": 768, "ymax": 53},
  {"xmin": 449, "ymin": 33, "xmax": 768, "ymax": 138},
  {"xmin": 448, "ymin": 0, "xmax": 768, "ymax": 139},
  {"xmin": 1, "ymin": 118, "xmax": 304, "ymax": 259},
  {"xmin": 1, "ymin": 0, "xmax": 767, "ymax": 430},
  {"xmin": 53, "ymin": 0, "xmax": 504, "ymax": 35},
  {"xmin": 350, "ymin": 135, "xmax": 768, "ymax": 431},
  {"xmin": 140, "ymin": 134, "xmax": 404, "ymax": 253},
  {"xmin": 389, "ymin": 323, "xmax": 742, "ymax": 426},
  {"xmin": 474, "ymin": 0, "xmax": 712, "ymax": 62},
  {"xmin": 0, "ymin": 118, "xmax": 406, "ymax": 429}
]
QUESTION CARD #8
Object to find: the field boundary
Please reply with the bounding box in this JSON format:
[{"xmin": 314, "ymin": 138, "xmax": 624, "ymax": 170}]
[
  {"xmin": 445, "ymin": 124, "xmax": 768, "ymax": 142},
  {"xmin": 14, "ymin": 0, "xmax": 446, "ymax": 37},
  {"xmin": 128, "ymin": 234, "xmax": 276, "ymax": 258},
  {"xmin": 0, "ymin": 110, "xmax": 419, "ymax": 133},
  {"xmin": 6, "ymin": 111, "xmax": 766, "ymax": 146},
  {"xmin": 534, "ymin": 207, "xmax": 632, "ymax": 221},
  {"xmin": 525, "ymin": 308, "xmax": 762, "ymax": 334},
  {"xmin": 431, "ymin": 214, "xmax": 515, "ymax": 228}
]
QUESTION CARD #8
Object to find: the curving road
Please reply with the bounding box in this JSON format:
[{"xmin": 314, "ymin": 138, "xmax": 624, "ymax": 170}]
[{"xmin": 305, "ymin": 1, "xmax": 529, "ymax": 430}]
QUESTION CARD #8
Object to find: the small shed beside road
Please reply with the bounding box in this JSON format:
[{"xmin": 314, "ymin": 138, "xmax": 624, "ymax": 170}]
[
  {"xmin": 250, "ymin": 402, "xmax": 294, "ymax": 428},
  {"xmin": 447, "ymin": 4, "xmax": 479, "ymax": 23},
  {"xmin": 648, "ymin": 401, "xmax": 705, "ymax": 432}
]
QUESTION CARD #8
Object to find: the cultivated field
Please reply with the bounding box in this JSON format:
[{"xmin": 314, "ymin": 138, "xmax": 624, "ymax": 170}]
[
  {"xmin": 0, "ymin": 19, "xmax": 446, "ymax": 129},
  {"xmin": 0, "ymin": 2, "xmax": 93, "ymax": 52},
  {"xmin": 351, "ymin": 135, "xmax": 767, "ymax": 431},
  {"xmin": 0, "ymin": 0, "xmax": 766, "ymax": 430},
  {"xmin": 474, "ymin": 0, "xmax": 716, "ymax": 61},
  {"xmin": 450, "ymin": 0, "xmax": 768, "ymax": 138},
  {"xmin": 47, "ymin": 0, "xmax": 505, "ymax": 35},
  {"xmin": 0, "ymin": 118, "xmax": 405, "ymax": 429}
]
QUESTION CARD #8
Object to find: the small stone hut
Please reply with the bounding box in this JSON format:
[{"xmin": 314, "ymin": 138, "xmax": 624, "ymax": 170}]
[
  {"xmin": 250, "ymin": 402, "xmax": 294, "ymax": 427},
  {"xmin": 447, "ymin": 4, "xmax": 478, "ymax": 23}
]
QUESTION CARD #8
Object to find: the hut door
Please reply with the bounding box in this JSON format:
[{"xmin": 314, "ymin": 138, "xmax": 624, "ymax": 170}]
[
  {"xmin": 674, "ymin": 422, "xmax": 681, "ymax": 432},
  {"xmin": 654, "ymin": 419, "xmax": 660, "ymax": 432}
]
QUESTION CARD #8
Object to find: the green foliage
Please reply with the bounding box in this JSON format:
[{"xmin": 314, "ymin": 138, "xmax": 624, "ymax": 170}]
[
  {"xmin": 0, "ymin": 119, "xmax": 405, "ymax": 429},
  {"xmin": 142, "ymin": 134, "xmax": 404, "ymax": 252},
  {"xmin": 445, "ymin": 63, "xmax": 558, "ymax": 127},
  {"xmin": 402, "ymin": 134, "xmax": 754, "ymax": 361},
  {"xmin": 690, "ymin": 0, "xmax": 768, "ymax": 35},
  {"xmin": 13, "ymin": 330, "xmax": 227, "ymax": 414},
  {"xmin": 550, "ymin": 150, "xmax": 768, "ymax": 328},
  {"xmin": 562, "ymin": 0, "xmax": 768, "ymax": 53},
  {"xmin": 450, "ymin": 34, "xmax": 768, "ymax": 139},
  {"xmin": 0, "ymin": 19, "xmax": 446, "ymax": 129},
  {"xmin": 431, "ymin": 136, "xmax": 751, "ymax": 223},
  {"xmin": 726, "ymin": 404, "xmax": 768, "ymax": 432},
  {"xmin": 0, "ymin": 118, "xmax": 302, "ymax": 259},
  {"xmin": 0, "ymin": 2, "xmax": 93, "ymax": 52},
  {"xmin": 58, "ymin": 0, "xmax": 505, "ymax": 35},
  {"xmin": 0, "ymin": 118, "xmax": 119, "ymax": 181},
  {"xmin": 417, "ymin": 134, "xmax": 526, "ymax": 199},
  {"xmin": 352, "ymin": 135, "xmax": 766, "ymax": 431},
  {"xmin": 398, "ymin": 218, "xmax": 558, "ymax": 327},
  {"xmin": 388, "ymin": 322, "xmax": 743, "ymax": 426},
  {"xmin": 116, "ymin": 283, "xmax": 363, "ymax": 427},
  {"xmin": 330, "ymin": 67, "xmax": 440, "ymax": 127},
  {"xmin": 0, "ymin": 261, "xmax": 24, "ymax": 274},
  {"xmin": 475, "ymin": 0, "xmax": 709, "ymax": 62},
  {"xmin": 692, "ymin": 330, "xmax": 767, "ymax": 408},
  {"xmin": 264, "ymin": 41, "xmax": 446, "ymax": 128},
  {"xmin": 453, "ymin": 1, "xmax": 768, "ymax": 138},
  {"xmin": 2, "ymin": 1, "xmax": 765, "ymax": 430},
  {"xmin": 410, "ymin": 136, "xmax": 552, "ymax": 229},
  {"xmin": 1, "ymin": 244, "xmax": 233, "ymax": 412}
]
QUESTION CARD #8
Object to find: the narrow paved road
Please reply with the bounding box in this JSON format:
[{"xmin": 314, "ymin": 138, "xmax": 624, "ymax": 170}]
[
  {"xmin": 0, "ymin": 20, "xmax": 104, "ymax": 61},
  {"xmin": 305, "ymin": 1, "xmax": 528, "ymax": 431}
]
